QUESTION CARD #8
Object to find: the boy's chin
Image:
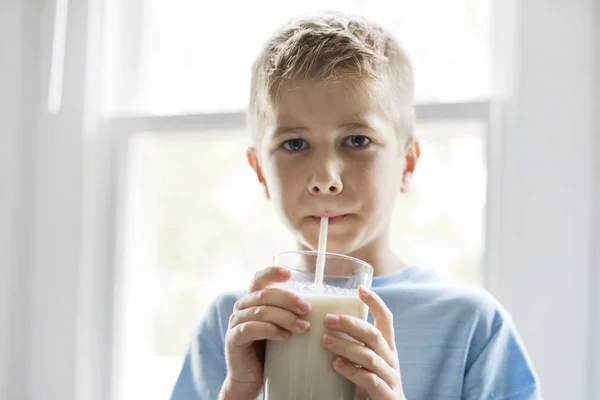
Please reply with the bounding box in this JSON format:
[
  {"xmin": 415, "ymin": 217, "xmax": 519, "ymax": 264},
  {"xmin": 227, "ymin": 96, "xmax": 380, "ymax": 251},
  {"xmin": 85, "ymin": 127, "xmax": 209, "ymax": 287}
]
[{"xmin": 298, "ymin": 235, "xmax": 355, "ymax": 256}]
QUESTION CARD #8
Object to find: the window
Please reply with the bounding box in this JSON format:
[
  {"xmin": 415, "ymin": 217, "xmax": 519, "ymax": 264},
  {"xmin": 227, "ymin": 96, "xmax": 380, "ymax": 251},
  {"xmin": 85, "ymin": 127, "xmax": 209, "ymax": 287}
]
[
  {"xmin": 108, "ymin": 0, "xmax": 490, "ymax": 114},
  {"xmin": 103, "ymin": 2, "xmax": 491, "ymax": 399}
]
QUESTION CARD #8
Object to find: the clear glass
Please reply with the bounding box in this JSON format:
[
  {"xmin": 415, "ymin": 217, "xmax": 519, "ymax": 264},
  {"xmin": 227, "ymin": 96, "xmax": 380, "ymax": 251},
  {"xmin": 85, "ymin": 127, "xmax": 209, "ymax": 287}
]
[
  {"xmin": 114, "ymin": 120, "xmax": 486, "ymax": 399},
  {"xmin": 272, "ymin": 250, "xmax": 373, "ymax": 289},
  {"xmin": 110, "ymin": 0, "xmax": 491, "ymax": 114},
  {"xmin": 265, "ymin": 251, "xmax": 373, "ymax": 400}
]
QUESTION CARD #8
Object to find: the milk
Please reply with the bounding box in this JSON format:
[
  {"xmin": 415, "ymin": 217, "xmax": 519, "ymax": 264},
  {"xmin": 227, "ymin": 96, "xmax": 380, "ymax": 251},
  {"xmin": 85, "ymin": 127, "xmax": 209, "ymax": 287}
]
[{"xmin": 264, "ymin": 282, "xmax": 368, "ymax": 400}]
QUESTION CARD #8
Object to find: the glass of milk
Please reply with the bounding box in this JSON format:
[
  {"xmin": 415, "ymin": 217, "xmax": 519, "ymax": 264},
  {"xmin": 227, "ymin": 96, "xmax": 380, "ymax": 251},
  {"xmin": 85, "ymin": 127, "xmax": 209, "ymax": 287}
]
[{"xmin": 263, "ymin": 250, "xmax": 373, "ymax": 400}]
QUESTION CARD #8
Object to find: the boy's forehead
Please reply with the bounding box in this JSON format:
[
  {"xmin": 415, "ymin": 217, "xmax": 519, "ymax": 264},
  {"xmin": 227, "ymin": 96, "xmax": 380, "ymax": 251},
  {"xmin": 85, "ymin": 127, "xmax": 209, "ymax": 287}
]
[
  {"xmin": 271, "ymin": 79, "xmax": 383, "ymax": 126},
  {"xmin": 259, "ymin": 80, "xmax": 395, "ymax": 146}
]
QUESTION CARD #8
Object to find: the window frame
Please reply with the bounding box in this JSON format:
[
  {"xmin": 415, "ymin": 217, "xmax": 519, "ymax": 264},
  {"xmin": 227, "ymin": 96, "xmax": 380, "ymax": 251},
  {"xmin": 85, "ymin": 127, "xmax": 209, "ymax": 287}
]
[{"xmin": 101, "ymin": 100, "xmax": 494, "ymax": 399}]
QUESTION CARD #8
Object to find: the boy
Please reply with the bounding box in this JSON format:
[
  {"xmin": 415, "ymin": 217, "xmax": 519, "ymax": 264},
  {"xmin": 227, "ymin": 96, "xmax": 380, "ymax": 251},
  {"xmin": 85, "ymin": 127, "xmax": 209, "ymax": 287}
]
[{"xmin": 171, "ymin": 11, "xmax": 541, "ymax": 400}]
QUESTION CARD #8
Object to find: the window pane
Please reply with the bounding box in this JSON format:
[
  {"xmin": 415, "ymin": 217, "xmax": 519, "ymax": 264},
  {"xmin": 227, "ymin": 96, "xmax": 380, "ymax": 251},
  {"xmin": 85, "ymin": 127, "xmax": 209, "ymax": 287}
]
[
  {"xmin": 115, "ymin": 120, "xmax": 486, "ymax": 400},
  {"xmin": 118, "ymin": 0, "xmax": 490, "ymax": 114}
]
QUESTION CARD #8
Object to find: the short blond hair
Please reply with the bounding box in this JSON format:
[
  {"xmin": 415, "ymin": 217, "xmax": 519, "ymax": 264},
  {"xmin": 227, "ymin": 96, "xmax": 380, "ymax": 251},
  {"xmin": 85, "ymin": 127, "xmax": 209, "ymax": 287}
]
[{"xmin": 248, "ymin": 11, "xmax": 415, "ymax": 146}]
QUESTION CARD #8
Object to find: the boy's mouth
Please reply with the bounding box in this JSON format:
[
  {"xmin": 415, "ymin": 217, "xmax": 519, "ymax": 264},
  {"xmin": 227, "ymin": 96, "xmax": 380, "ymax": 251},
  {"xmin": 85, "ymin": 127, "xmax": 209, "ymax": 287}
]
[{"xmin": 311, "ymin": 215, "xmax": 347, "ymax": 225}]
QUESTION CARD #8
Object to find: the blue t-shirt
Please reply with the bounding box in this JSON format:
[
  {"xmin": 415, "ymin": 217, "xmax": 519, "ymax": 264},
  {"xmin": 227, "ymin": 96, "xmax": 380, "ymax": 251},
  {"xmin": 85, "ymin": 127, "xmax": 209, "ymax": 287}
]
[{"xmin": 171, "ymin": 266, "xmax": 541, "ymax": 399}]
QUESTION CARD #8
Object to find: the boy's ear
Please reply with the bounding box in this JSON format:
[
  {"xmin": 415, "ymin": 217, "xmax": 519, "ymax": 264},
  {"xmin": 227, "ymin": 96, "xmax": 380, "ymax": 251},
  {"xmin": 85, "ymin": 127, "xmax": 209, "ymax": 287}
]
[
  {"xmin": 246, "ymin": 147, "xmax": 270, "ymax": 199},
  {"xmin": 401, "ymin": 138, "xmax": 420, "ymax": 193}
]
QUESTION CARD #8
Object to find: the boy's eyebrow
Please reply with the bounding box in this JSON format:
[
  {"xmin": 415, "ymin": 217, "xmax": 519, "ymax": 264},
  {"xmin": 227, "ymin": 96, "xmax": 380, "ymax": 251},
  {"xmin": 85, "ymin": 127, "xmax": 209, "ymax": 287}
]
[
  {"xmin": 273, "ymin": 121, "xmax": 376, "ymax": 136},
  {"xmin": 273, "ymin": 126, "xmax": 310, "ymax": 136},
  {"xmin": 339, "ymin": 122, "xmax": 376, "ymax": 133}
]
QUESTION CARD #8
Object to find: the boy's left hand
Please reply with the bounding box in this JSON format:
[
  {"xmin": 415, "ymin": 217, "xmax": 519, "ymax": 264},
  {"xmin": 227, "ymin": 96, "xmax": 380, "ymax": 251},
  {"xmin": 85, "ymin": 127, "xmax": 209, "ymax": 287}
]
[{"xmin": 321, "ymin": 285, "xmax": 406, "ymax": 400}]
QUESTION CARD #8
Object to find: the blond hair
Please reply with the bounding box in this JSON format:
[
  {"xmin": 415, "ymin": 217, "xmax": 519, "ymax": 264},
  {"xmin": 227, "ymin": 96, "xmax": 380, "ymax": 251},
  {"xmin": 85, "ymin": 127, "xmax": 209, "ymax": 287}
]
[{"xmin": 248, "ymin": 11, "xmax": 415, "ymax": 146}]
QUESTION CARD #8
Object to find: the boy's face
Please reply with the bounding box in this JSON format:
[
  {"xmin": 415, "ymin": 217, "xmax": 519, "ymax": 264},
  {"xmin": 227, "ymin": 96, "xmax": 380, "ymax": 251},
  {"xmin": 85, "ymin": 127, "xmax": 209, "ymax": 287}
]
[{"xmin": 248, "ymin": 81, "xmax": 418, "ymax": 256}]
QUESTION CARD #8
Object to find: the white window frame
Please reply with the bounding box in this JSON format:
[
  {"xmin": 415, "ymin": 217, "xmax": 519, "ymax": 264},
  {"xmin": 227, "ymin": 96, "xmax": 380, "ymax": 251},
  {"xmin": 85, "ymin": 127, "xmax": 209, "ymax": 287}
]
[{"xmin": 101, "ymin": 105, "xmax": 494, "ymax": 400}]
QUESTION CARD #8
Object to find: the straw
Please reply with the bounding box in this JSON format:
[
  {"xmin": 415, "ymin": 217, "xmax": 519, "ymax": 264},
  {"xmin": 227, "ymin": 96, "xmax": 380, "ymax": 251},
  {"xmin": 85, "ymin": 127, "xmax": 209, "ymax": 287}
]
[{"xmin": 314, "ymin": 217, "xmax": 329, "ymax": 287}]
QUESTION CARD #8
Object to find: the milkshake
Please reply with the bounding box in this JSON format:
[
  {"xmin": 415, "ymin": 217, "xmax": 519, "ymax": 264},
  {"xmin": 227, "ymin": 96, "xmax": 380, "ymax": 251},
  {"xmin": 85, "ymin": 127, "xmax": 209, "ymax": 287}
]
[{"xmin": 263, "ymin": 251, "xmax": 373, "ymax": 400}]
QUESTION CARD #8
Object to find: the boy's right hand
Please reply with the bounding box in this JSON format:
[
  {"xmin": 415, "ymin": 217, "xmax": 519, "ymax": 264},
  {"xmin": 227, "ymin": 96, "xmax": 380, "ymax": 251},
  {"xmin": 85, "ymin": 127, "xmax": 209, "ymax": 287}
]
[{"xmin": 221, "ymin": 266, "xmax": 312, "ymax": 399}]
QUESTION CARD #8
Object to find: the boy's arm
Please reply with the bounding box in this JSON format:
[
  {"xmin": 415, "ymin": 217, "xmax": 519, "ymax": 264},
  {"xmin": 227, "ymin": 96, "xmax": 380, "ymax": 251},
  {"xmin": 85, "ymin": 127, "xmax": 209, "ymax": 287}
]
[
  {"xmin": 170, "ymin": 295, "xmax": 233, "ymax": 400},
  {"xmin": 462, "ymin": 315, "xmax": 542, "ymax": 399},
  {"xmin": 170, "ymin": 338, "xmax": 227, "ymax": 400}
]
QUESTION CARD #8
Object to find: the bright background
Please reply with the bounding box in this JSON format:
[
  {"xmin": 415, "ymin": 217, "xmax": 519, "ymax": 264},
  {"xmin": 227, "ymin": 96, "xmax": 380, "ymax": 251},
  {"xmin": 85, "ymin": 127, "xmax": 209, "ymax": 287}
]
[{"xmin": 1, "ymin": 1, "xmax": 599, "ymax": 400}]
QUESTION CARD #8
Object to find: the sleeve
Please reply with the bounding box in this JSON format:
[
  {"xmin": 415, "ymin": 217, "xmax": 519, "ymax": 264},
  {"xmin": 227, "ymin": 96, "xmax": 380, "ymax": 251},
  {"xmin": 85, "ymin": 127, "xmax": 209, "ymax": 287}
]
[
  {"xmin": 462, "ymin": 314, "xmax": 542, "ymax": 400},
  {"xmin": 170, "ymin": 294, "xmax": 233, "ymax": 400}
]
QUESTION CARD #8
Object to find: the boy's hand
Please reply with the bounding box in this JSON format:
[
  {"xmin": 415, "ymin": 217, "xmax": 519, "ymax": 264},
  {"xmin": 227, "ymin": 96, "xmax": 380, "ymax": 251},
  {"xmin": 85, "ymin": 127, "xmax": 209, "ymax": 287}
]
[
  {"xmin": 221, "ymin": 266, "xmax": 312, "ymax": 399},
  {"xmin": 321, "ymin": 285, "xmax": 406, "ymax": 400}
]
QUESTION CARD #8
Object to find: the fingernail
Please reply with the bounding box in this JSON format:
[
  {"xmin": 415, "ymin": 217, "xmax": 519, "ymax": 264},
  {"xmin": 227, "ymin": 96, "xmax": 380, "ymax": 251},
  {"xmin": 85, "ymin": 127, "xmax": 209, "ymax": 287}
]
[
  {"xmin": 360, "ymin": 285, "xmax": 372, "ymax": 296},
  {"xmin": 295, "ymin": 319, "xmax": 310, "ymax": 332},
  {"xmin": 296, "ymin": 299, "xmax": 311, "ymax": 314},
  {"xmin": 325, "ymin": 314, "xmax": 339, "ymax": 326},
  {"xmin": 322, "ymin": 334, "xmax": 334, "ymax": 346}
]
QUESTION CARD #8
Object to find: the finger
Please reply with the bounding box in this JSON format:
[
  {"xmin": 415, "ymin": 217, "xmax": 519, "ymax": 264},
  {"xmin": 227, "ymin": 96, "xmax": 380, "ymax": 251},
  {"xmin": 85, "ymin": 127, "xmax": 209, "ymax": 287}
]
[
  {"xmin": 226, "ymin": 321, "xmax": 290, "ymax": 348},
  {"xmin": 234, "ymin": 287, "xmax": 311, "ymax": 315},
  {"xmin": 230, "ymin": 305, "xmax": 311, "ymax": 334},
  {"xmin": 248, "ymin": 266, "xmax": 291, "ymax": 293},
  {"xmin": 359, "ymin": 285, "xmax": 396, "ymax": 350},
  {"xmin": 324, "ymin": 313, "xmax": 397, "ymax": 368},
  {"xmin": 322, "ymin": 334, "xmax": 398, "ymax": 387},
  {"xmin": 333, "ymin": 358, "xmax": 396, "ymax": 400}
]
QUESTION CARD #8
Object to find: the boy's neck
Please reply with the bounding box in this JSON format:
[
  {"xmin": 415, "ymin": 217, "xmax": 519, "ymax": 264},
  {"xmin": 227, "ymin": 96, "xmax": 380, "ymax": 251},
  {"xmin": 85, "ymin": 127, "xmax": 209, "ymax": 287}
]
[
  {"xmin": 347, "ymin": 237, "xmax": 407, "ymax": 277},
  {"xmin": 299, "ymin": 232, "xmax": 407, "ymax": 277}
]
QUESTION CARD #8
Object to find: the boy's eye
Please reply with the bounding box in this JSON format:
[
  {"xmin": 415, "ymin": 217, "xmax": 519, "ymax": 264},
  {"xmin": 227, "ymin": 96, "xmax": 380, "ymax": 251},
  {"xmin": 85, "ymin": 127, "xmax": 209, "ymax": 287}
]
[
  {"xmin": 282, "ymin": 138, "xmax": 308, "ymax": 152},
  {"xmin": 343, "ymin": 135, "xmax": 371, "ymax": 148}
]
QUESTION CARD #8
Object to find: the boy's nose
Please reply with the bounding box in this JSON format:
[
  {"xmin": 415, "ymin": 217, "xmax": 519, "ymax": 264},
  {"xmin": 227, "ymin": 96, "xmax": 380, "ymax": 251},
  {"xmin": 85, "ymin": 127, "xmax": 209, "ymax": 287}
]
[
  {"xmin": 309, "ymin": 182, "xmax": 341, "ymax": 195},
  {"xmin": 308, "ymin": 168, "xmax": 343, "ymax": 196}
]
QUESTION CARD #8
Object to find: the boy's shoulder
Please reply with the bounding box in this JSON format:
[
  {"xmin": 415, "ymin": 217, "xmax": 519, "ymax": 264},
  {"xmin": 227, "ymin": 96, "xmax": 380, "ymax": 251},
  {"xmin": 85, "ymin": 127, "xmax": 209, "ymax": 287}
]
[
  {"xmin": 378, "ymin": 266, "xmax": 504, "ymax": 310},
  {"xmin": 376, "ymin": 266, "xmax": 511, "ymax": 340},
  {"xmin": 208, "ymin": 289, "xmax": 246, "ymax": 318}
]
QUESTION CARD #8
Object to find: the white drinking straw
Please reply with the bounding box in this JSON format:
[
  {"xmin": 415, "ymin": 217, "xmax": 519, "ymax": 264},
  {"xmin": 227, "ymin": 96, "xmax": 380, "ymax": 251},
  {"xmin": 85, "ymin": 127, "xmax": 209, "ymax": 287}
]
[{"xmin": 314, "ymin": 217, "xmax": 328, "ymax": 287}]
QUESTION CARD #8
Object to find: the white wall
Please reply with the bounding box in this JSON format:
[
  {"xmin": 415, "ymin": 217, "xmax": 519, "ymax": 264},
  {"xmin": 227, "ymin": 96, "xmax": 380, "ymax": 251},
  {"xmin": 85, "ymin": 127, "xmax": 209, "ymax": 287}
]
[
  {"xmin": 592, "ymin": 0, "xmax": 600, "ymax": 395},
  {"xmin": 28, "ymin": 0, "xmax": 93, "ymax": 398},
  {"xmin": 0, "ymin": 2, "xmax": 42, "ymax": 400},
  {"xmin": 0, "ymin": 1, "xmax": 88, "ymax": 399},
  {"xmin": 0, "ymin": 3, "xmax": 20, "ymax": 398},
  {"xmin": 490, "ymin": 0, "xmax": 599, "ymax": 399}
]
